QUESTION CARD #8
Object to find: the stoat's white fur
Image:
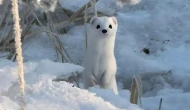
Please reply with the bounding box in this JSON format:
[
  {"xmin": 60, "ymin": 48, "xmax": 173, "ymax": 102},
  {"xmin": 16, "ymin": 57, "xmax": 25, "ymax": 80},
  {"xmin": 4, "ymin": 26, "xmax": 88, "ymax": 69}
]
[{"xmin": 82, "ymin": 16, "xmax": 118, "ymax": 94}]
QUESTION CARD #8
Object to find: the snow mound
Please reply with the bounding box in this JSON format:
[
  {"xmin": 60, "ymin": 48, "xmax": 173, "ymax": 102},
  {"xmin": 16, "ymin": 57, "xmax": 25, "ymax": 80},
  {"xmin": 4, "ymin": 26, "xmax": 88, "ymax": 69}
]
[
  {"xmin": 0, "ymin": 96, "xmax": 19, "ymax": 110},
  {"xmin": 25, "ymin": 79, "xmax": 126, "ymax": 110},
  {"xmin": 29, "ymin": 59, "xmax": 84, "ymax": 80},
  {"xmin": 0, "ymin": 58, "xmax": 84, "ymax": 93},
  {"xmin": 58, "ymin": 0, "xmax": 190, "ymax": 96},
  {"xmin": 0, "ymin": 59, "xmax": 141, "ymax": 110},
  {"xmin": 0, "ymin": 59, "xmax": 18, "ymax": 93}
]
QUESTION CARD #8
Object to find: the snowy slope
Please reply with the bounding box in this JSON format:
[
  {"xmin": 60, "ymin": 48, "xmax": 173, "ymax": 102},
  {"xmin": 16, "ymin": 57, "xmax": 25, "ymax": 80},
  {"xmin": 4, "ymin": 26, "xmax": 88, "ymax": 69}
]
[
  {"xmin": 0, "ymin": 59, "xmax": 140, "ymax": 110},
  {"xmin": 1, "ymin": 0, "xmax": 190, "ymax": 110},
  {"xmin": 58, "ymin": 0, "xmax": 190, "ymax": 109},
  {"xmin": 25, "ymin": 79, "xmax": 124, "ymax": 110},
  {"xmin": 58, "ymin": 0, "xmax": 190, "ymax": 93},
  {"xmin": 0, "ymin": 96, "xmax": 19, "ymax": 110}
]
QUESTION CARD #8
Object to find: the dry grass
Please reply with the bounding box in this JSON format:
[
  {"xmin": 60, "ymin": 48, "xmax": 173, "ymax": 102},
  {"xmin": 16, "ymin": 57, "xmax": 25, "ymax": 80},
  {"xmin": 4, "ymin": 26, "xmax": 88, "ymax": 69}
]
[
  {"xmin": 11, "ymin": 0, "xmax": 25, "ymax": 109},
  {"xmin": 130, "ymin": 75, "xmax": 142, "ymax": 107},
  {"xmin": 91, "ymin": 0, "xmax": 97, "ymax": 17},
  {"xmin": 84, "ymin": 0, "xmax": 98, "ymax": 49},
  {"xmin": 129, "ymin": 73, "xmax": 169, "ymax": 109},
  {"xmin": 54, "ymin": 0, "xmax": 99, "ymax": 29},
  {"xmin": 84, "ymin": 5, "xmax": 88, "ymax": 49},
  {"xmin": 159, "ymin": 98, "xmax": 163, "ymax": 110},
  {"xmin": 53, "ymin": 71, "xmax": 82, "ymax": 88},
  {"xmin": 0, "ymin": 0, "xmax": 102, "ymax": 62},
  {"xmin": 0, "ymin": 0, "xmax": 103, "ymax": 93},
  {"xmin": 0, "ymin": 1, "xmax": 105, "ymax": 95}
]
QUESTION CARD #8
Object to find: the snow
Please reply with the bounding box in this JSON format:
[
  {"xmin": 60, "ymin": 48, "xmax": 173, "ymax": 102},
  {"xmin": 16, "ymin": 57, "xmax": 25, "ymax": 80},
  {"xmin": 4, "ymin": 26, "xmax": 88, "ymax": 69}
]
[
  {"xmin": 1, "ymin": 0, "xmax": 190, "ymax": 110},
  {"xmin": 0, "ymin": 96, "xmax": 19, "ymax": 110},
  {"xmin": 58, "ymin": 0, "xmax": 190, "ymax": 109},
  {"xmin": 23, "ymin": 34, "xmax": 57, "ymax": 62},
  {"xmin": 59, "ymin": 0, "xmax": 118, "ymax": 15},
  {"xmin": 0, "ymin": 59, "xmax": 18, "ymax": 93},
  {"xmin": 142, "ymin": 92, "xmax": 190, "ymax": 110},
  {"xmin": 25, "ymin": 79, "xmax": 123, "ymax": 110},
  {"xmin": 0, "ymin": 59, "xmax": 140, "ymax": 110},
  {"xmin": 89, "ymin": 88, "xmax": 141, "ymax": 110},
  {"xmin": 59, "ymin": 0, "xmax": 91, "ymax": 12}
]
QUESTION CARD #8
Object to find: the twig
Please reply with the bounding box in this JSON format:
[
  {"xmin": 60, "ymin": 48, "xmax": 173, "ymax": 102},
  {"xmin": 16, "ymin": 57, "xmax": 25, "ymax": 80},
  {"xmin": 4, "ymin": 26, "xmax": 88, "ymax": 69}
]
[
  {"xmin": 11, "ymin": 0, "xmax": 25, "ymax": 109},
  {"xmin": 72, "ymin": 72, "xmax": 80, "ymax": 88},
  {"xmin": 130, "ymin": 75, "xmax": 143, "ymax": 107},
  {"xmin": 91, "ymin": 0, "xmax": 97, "ymax": 17},
  {"xmin": 84, "ymin": 4, "xmax": 88, "ymax": 49},
  {"xmin": 159, "ymin": 98, "xmax": 163, "ymax": 110},
  {"xmin": 45, "ymin": 12, "xmax": 73, "ymax": 63},
  {"xmin": 54, "ymin": 0, "xmax": 99, "ymax": 29},
  {"xmin": 130, "ymin": 78, "xmax": 138, "ymax": 104},
  {"xmin": 0, "ymin": 0, "xmax": 11, "ymax": 27}
]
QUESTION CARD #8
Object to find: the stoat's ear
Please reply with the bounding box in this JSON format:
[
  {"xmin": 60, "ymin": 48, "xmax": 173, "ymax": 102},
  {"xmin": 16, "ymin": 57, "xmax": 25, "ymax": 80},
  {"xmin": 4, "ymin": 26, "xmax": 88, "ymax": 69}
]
[
  {"xmin": 110, "ymin": 16, "xmax": 118, "ymax": 25},
  {"xmin": 90, "ymin": 17, "xmax": 98, "ymax": 25}
]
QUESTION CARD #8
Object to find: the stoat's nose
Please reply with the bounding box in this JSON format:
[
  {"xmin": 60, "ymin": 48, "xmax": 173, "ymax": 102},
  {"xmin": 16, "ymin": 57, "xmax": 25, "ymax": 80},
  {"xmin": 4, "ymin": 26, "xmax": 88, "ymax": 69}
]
[{"xmin": 102, "ymin": 29, "xmax": 107, "ymax": 34}]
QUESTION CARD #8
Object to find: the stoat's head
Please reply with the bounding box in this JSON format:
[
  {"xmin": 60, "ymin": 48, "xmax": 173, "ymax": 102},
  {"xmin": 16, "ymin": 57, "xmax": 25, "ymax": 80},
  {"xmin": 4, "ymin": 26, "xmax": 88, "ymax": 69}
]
[{"xmin": 90, "ymin": 16, "xmax": 118, "ymax": 38}]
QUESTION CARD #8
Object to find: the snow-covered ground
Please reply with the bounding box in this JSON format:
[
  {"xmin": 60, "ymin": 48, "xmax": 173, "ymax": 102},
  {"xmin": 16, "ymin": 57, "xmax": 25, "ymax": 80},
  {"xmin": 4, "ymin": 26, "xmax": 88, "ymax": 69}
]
[
  {"xmin": 1, "ymin": 0, "xmax": 190, "ymax": 110},
  {"xmin": 0, "ymin": 59, "xmax": 140, "ymax": 110}
]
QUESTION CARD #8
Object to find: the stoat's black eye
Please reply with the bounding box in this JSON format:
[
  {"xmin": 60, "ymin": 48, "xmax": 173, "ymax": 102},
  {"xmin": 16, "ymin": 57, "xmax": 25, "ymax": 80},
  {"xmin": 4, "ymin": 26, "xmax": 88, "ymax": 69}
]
[
  {"xmin": 109, "ymin": 24, "xmax": 112, "ymax": 29},
  {"xmin": 96, "ymin": 25, "xmax": 100, "ymax": 29}
]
